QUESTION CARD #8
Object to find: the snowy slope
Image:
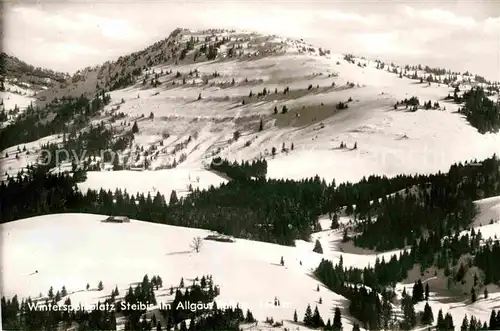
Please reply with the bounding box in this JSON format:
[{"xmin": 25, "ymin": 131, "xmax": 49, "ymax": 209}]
[
  {"xmin": 2, "ymin": 212, "xmax": 499, "ymax": 330},
  {"xmin": 3, "ymin": 30, "xmax": 499, "ymax": 190},
  {"xmin": 0, "ymin": 213, "xmax": 365, "ymax": 331},
  {"xmin": 77, "ymin": 168, "xmax": 227, "ymax": 198}
]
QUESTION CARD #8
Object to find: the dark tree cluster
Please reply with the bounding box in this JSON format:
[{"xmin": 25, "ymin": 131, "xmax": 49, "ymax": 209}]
[
  {"xmin": 315, "ymin": 227, "xmax": 500, "ymax": 330},
  {"xmin": 109, "ymin": 71, "xmax": 139, "ymax": 91},
  {"xmin": 209, "ymin": 157, "xmax": 267, "ymax": 180},
  {"xmin": 349, "ymin": 156, "xmax": 500, "ymax": 251},
  {"xmin": 198, "ymin": 37, "xmax": 229, "ymax": 61},
  {"xmin": 159, "ymin": 274, "xmax": 251, "ymax": 331},
  {"xmin": 0, "ymin": 92, "xmax": 110, "ymax": 151},
  {"xmin": 301, "ymin": 303, "xmax": 336, "ymax": 329},
  {"xmin": 159, "ymin": 274, "xmax": 219, "ymax": 328},
  {"xmin": 0, "ymin": 165, "xmax": 85, "ymax": 222},
  {"xmin": 474, "ymin": 239, "xmax": 500, "ymax": 284},
  {"xmin": 1, "ymin": 273, "xmax": 251, "ymax": 331},
  {"xmin": 315, "ymin": 257, "xmax": 396, "ymax": 329},
  {"xmin": 118, "ymin": 274, "xmax": 158, "ymax": 330},
  {"xmin": 459, "ymin": 87, "xmax": 500, "ymax": 134}
]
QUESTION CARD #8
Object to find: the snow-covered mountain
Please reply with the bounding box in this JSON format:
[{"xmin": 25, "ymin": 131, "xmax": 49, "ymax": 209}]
[
  {"xmin": 2, "ymin": 28, "xmax": 499, "ymax": 183},
  {"xmin": 2, "ymin": 28, "xmax": 500, "ymax": 331}
]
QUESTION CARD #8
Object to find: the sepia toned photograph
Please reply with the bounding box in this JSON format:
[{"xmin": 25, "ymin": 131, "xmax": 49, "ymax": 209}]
[{"xmin": 1, "ymin": 0, "xmax": 500, "ymax": 330}]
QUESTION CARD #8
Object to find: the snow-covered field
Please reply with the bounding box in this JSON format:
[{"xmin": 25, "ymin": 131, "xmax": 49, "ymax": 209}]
[
  {"xmin": 77, "ymin": 167, "xmax": 227, "ymax": 197},
  {"xmin": 0, "ymin": 213, "xmax": 362, "ymax": 331},
  {"xmin": 0, "ymin": 90, "xmax": 34, "ymax": 111}
]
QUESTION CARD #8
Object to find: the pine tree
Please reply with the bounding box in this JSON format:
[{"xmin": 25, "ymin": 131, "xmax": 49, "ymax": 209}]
[
  {"xmin": 303, "ymin": 304, "xmax": 313, "ymax": 326},
  {"xmin": 469, "ymin": 316, "xmax": 478, "ymax": 331},
  {"xmin": 86, "ymin": 283, "xmax": 90, "ymax": 290},
  {"xmin": 180, "ymin": 277, "xmax": 184, "ymax": 288},
  {"xmin": 259, "ymin": 119, "xmax": 263, "ymax": 131},
  {"xmin": 456, "ymin": 263, "xmax": 466, "ymax": 281},
  {"xmin": 422, "ymin": 301, "xmax": 434, "ymax": 325},
  {"xmin": 169, "ymin": 190, "xmax": 178, "ymax": 205},
  {"xmin": 132, "ymin": 121, "xmax": 139, "ymax": 134},
  {"xmin": 330, "ymin": 212, "xmax": 340, "ymax": 229},
  {"xmin": 436, "ymin": 309, "xmax": 445, "ymax": 330},
  {"xmin": 401, "ymin": 294, "xmax": 417, "ymax": 330},
  {"xmin": 484, "ymin": 287, "xmax": 488, "ymax": 299},
  {"xmin": 98, "ymin": 281, "xmax": 103, "ymax": 291},
  {"xmin": 48, "ymin": 286, "xmax": 54, "ymax": 298},
  {"xmin": 312, "ymin": 305, "xmax": 324, "ymax": 328},
  {"xmin": 352, "ymin": 322, "xmax": 361, "ymax": 331},
  {"xmin": 444, "ymin": 313, "xmax": 454, "ymax": 331},
  {"xmin": 382, "ymin": 293, "xmax": 392, "ymax": 329},
  {"xmin": 489, "ymin": 310, "xmax": 497, "ymax": 330},
  {"xmin": 333, "ymin": 307, "xmax": 342, "ymax": 331},
  {"xmin": 245, "ymin": 309, "xmax": 255, "ymax": 322},
  {"xmin": 461, "ymin": 315, "xmax": 469, "ymax": 331},
  {"xmin": 471, "ymin": 287, "xmax": 476, "ymax": 303},
  {"xmin": 313, "ymin": 239, "xmax": 323, "ymax": 254},
  {"xmin": 293, "ymin": 309, "xmax": 298, "ymax": 322},
  {"xmin": 425, "ymin": 283, "xmax": 430, "ymax": 301},
  {"xmin": 61, "ymin": 286, "xmax": 67, "ymax": 297},
  {"xmin": 412, "ymin": 280, "xmax": 424, "ymax": 302}
]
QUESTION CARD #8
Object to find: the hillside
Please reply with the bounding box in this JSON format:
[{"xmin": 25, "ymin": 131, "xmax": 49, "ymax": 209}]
[
  {"xmin": 2, "ymin": 28, "xmax": 499, "ymax": 185},
  {"xmin": 0, "ymin": 53, "xmax": 69, "ymax": 126},
  {"xmin": 2, "ymin": 27, "xmax": 500, "ymax": 331}
]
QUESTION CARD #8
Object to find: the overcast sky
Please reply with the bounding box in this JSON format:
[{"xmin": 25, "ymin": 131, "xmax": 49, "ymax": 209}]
[{"xmin": 3, "ymin": 0, "xmax": 500, "ymax": 81}]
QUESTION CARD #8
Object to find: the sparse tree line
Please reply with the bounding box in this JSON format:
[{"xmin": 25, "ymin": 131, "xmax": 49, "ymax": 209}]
[
  {"xmin": 372, "ymin": 58, "xmax": 499, "ymax": 88},
  {"xmin": 292, "ymin": 303, "xmax": 345, "ymax": 330},
  {"xmin": 394, "ymin": 97, "xmax": 440, "ymax": 112}
]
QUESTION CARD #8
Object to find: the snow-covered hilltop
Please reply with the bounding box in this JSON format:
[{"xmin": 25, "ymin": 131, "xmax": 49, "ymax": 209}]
[
  {"xmin": 2, "ymin": 28, "xmax": 500, "ymax": 183},
  {"xmin": 2, "ymin": 27, "xmax": 500, "ymax": 331}
]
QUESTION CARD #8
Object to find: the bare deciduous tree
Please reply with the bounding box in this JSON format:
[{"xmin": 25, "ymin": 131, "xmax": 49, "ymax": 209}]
[{"xmin": 190, "ymin": 236, "xmax": 203, "ymax": 253}]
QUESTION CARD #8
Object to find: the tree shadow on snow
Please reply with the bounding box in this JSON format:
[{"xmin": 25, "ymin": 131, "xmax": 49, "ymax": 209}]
[{"xmin": 165, "ymin": 250, "xmax": 191, "ymax": 256}]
